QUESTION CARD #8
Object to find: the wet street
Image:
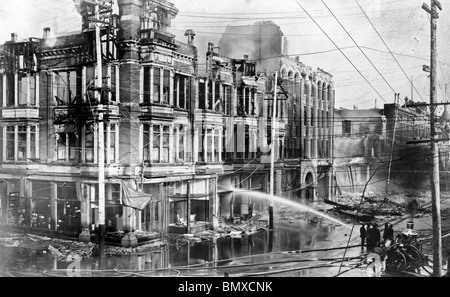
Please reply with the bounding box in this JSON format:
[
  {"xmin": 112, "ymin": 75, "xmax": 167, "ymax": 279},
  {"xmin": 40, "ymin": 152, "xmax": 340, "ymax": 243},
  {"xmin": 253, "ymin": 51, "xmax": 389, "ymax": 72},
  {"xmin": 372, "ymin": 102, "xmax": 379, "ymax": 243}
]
[
  {"xmin": 2, "ymin": 196, "xmax": 449, "ymax": 278},
  {"xmin": 1, "ymin": 219, "xmax": 368, "ymax": 277}
]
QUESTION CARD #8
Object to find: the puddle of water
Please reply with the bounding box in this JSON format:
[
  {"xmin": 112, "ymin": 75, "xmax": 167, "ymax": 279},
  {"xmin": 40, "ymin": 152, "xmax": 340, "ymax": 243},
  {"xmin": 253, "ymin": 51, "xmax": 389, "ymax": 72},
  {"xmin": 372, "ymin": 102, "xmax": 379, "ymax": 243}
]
[{"xmin": 0, "ymin": 221, "xmax": 348, "ymax": 276}]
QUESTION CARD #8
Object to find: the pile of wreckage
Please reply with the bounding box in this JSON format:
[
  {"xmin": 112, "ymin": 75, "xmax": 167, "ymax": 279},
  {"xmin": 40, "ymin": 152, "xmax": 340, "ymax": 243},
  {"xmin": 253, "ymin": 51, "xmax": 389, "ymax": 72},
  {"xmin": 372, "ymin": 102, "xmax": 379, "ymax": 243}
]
[{"xmin": 325, "ymin": 191, "xmax": 431, "ymax": 224}]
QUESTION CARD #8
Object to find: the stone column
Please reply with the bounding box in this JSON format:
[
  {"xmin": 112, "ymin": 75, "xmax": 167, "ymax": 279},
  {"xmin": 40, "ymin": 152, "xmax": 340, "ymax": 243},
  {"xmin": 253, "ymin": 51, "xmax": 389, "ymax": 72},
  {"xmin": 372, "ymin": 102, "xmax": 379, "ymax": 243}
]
[
  {"xmin": 80, "ymin": 182, "xmax": 91, "ymax": 230},
  {"xmin": 50, "ymin": 182, "xmax": 58, "ymax": 231}
]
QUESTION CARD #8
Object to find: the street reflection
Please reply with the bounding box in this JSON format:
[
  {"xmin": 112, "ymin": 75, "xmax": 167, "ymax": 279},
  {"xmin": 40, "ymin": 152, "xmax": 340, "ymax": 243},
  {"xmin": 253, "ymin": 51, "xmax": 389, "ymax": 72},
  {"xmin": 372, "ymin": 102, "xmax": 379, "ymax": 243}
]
[{"xmin": 1, "ymin": 221, "xmax": 338, "ymax": 276}]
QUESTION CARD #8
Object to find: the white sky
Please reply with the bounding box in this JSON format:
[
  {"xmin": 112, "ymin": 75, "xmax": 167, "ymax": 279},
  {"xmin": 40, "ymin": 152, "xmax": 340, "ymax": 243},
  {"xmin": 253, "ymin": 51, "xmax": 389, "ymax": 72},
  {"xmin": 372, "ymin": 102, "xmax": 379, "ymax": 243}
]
[{"xmin": 1, "ymin": 0, "xmax": 449, "ymax": 111}]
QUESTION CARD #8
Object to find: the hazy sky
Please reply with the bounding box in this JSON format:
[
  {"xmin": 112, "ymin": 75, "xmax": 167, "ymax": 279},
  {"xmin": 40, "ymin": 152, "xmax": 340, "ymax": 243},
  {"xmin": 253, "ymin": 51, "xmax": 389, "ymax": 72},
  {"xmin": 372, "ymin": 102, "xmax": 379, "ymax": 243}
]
[{"xmin": 1, "ymin": 0, "xmax": 449, "ymax": 111}]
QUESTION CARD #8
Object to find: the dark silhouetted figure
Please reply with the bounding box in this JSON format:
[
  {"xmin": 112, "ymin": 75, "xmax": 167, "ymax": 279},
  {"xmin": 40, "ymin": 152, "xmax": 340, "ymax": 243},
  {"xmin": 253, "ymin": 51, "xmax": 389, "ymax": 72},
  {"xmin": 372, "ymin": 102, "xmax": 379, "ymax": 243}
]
[
  {"xmin": 382, "ymin": 222, "xmax": 389, "ymax": 243},
  {"xmin": 366, "ymin": 224, "xmax": 373, "ymax": 249},
  {"xmin": 387, "ymin": 224, "xmax": 394, "ymax": 242},
  {"xmin": 372, "ymin": 224, "xmax": 381, "ymax": 248},
  {"xmin": 360, "ymin": 224, "xmax": 367, "ymax": 248}
]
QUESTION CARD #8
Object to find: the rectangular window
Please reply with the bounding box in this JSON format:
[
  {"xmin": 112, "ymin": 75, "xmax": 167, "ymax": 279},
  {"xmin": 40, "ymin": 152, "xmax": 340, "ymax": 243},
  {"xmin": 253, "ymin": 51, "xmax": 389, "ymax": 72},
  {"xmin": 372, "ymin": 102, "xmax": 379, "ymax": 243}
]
[
  {"xmin": 57, "ymin": 133, "xmax": 67, "ymax": 160},
  {"xmin": 153, "ymin": 125, "xmax": 160, "ymax": 162},
  {"xmin": 179, "ymin": 76, "xmax": 186, "ymax": 109},
  {"xmin": 162, "ymin": 70, "xmax": 170, "ymax": 104},
  {"xmin": 304, "ymin": 108, "xmax": 307, "ymax": 126},
  {"xmin": 154, "ymin": 202, "xmax": 160, "ymax": 221},
  {"xmin": 143, "ymin": 124, "xmax": 150, "ymax": 161},
  {"xmin": 6, "ymin": 126, "xmax": 15, "ymax": 160},
  {"xmin": 18, "ymin": 74, "xmax": 27, "ymax": 105},
  {"xmin": 110, "ymin": 66, "xmax": 117, "ymax": 102},
  {"xmin": 55, "ymin": 71, "xmax": 77, "ymax": 105},
  {"xmin": 206, "ymin": 129, "xmax": 212, "ymax": 162},
  {"xmin": 198, "ymin": 128, "xmax": 204, "ymax": 162},
  {"xmin": 343, "ymin": 120, "xmax": 352, "ymax": 135},
  {"xmin": 57, "ymin": 132, "xmax": 76, "ymax": 161},
  {"xmin": 69, "ymin": 132, "xmax": 76, "ymax": 160},
  {"xmin": 162, "ymin": 126, "xmax": 170, "ymax": 163},
  {"xmin": 214, "ymin": 132, "xmax": 220, "ymax": 162},
  {"xmin": 199, "ymin": 81, "xmax": 205, "ymax": 110},
  {"xmin": 174, "ymin": 74, "xmax": 187, "ymax": 109},
  {"xmin": 6, "ymin": 73, "xmax": 15, "ymax": 106},
  {"xmin": 85, "ymin": 128, "xmax": 94, "ymax": 163},
  {"xmin": 109, "ymin": 124, "xmax": 116, "ymax": 162},
  {"xmin": 207, "ymin": 81, "xmax": 213, "ymax": 110},
  {"xmin": 17, "ymin": 126, "xmax": 26, "ymax": 161},
  {"xmin": 153, "ymin": 68, "xmax": 161, "ymax": 103},
  {"xmin": 30, "ymin": 126, "xmax": 36, "ymax": 159},
  {"xmin": 244, "ymin": 89, "xmax": 250, "ymax": 115},
  {"xmin": 223, "ymin": 85, "xmax": 231, "ymax": 116},
  {"xmin": 5, "ymin": 125, "xmax": 37, "ymax": 161},
  {"xmin": 179, "ymin": 127, "xmax": 185, "ymax": 161},
  {"xmin": 143, "ymin": 66, "xmax": 150, "ymax": 103},
  {"xmin": 214, "ymin": 81, "xmax": 220, "ymax": 112}
]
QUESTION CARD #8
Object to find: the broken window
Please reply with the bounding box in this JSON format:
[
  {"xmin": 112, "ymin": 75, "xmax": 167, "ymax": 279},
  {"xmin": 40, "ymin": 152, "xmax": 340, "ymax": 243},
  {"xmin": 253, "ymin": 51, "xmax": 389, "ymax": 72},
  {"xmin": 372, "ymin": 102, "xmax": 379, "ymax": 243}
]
[
  {"xmin": 343, "ymin": 120, "xmax": 352, "ymax": 136},
  {"xmin": 54, "ymin": 70, "xmax": 78, "ymax": 105}
]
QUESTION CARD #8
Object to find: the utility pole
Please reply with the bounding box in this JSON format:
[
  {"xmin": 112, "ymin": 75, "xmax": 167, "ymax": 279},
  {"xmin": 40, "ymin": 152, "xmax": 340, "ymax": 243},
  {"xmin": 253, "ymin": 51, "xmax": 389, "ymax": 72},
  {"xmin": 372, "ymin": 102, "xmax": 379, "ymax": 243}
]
[
  {"xmin": 269, "ymin": 71, "xmax": 278, "ymax": 230},
  {"xmin": 94, "ymin": 0, "xmax": 106, "ymax": 266},
  {"xmin": 423, "ymin": 0, "xmax": 443, "ymax": 277},
  {"xmin": 386, "ymin": 93, "xmax": 399, "ymax": 194}
]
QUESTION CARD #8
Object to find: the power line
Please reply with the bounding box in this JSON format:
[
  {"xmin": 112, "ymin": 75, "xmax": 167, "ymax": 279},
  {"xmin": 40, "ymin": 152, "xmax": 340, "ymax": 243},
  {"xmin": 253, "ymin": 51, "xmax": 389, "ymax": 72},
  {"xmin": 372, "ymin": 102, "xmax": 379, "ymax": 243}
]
[
  {"xmin": 294, "ymin": 0, "xmax": 387, "ymax": 104},
  {"xmin": 320, "ymin": 0, "xmax": 398, "ymax": 102},
  {"xmin": 354, "ymin": 0, "xmax": 426, "ymax": 103}
]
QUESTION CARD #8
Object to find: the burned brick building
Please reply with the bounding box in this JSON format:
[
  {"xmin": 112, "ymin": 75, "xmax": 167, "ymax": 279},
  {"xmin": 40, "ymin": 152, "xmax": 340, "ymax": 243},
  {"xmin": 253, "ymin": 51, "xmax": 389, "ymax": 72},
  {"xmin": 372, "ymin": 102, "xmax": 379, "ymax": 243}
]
[
  {"xmin": 334, "ymin": 100, "xmax": 434, "ymax": 193},
  {"xmin": 0, "ymin": 1, "xmax": 337, "ymax": 240},
  {"xmin": 218, "ymin": 21, "xmax": 335, "ymax": 205},
  {"xmin": 0, "ymin": 0, "xmax": 216, "ymax": 239}
]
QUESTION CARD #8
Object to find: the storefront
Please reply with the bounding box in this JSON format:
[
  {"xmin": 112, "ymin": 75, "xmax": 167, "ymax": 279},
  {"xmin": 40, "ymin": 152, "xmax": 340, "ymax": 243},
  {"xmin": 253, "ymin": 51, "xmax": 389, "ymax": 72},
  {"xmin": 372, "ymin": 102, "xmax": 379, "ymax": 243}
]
[{"xmin": 167, "ymin": 179, "xmax": 212, "ymax": 234}]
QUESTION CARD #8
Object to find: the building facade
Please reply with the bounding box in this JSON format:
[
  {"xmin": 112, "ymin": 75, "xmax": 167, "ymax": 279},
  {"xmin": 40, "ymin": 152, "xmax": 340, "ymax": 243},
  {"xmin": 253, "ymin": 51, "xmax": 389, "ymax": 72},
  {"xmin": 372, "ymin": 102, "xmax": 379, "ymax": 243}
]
[
  {"xmin": 334, "ymin": 100, "xmax": 433, "ymax": 193},
  {"xmin": 0, "ymin": 1, "xmax": 336, "ymax": 239},
  {"xmin": 217, "ymin": 21, "xmax": 335, "ymax": 211}
]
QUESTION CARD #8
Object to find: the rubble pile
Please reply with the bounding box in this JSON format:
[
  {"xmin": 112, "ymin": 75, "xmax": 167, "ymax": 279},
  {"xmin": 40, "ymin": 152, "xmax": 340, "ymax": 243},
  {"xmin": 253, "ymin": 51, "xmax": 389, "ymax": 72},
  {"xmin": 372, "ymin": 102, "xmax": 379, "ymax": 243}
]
[
  {"xmin": 47, "ymin": 241, "xmax": 96, "ymax": 262},
  {"xmin": 275, "ymin": 206, "xmax": 323, "ymax": 224}
]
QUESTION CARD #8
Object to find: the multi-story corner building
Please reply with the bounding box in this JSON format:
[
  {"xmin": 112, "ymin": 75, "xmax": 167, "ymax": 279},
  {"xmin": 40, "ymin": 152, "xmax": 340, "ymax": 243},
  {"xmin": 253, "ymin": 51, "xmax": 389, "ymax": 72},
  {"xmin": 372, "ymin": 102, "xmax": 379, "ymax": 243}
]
[
  {"xmin": 0, "ymin": 0, "xmax": 218, "ymax": 239},
  {"xmin": 0, "ymin": 2, "xmax": 337, "ymax": 239}
]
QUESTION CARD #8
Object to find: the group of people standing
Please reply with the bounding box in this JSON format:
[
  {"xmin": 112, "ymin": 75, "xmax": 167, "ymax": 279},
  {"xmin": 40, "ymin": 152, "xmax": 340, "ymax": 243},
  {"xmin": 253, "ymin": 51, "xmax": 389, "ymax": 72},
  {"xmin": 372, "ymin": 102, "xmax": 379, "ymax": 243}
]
[{"xmin": 360, "ymin": 223, "xmax": 394, "ymax": 250}]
